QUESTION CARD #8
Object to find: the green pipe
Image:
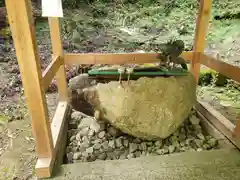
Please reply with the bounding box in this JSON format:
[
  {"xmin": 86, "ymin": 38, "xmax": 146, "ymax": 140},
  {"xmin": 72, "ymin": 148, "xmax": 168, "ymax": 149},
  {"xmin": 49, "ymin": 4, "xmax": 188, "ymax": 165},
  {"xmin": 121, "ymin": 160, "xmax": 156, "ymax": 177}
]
[{"xmin": 88, "ymin": 70, "xmax": 189, "ymax": 76}]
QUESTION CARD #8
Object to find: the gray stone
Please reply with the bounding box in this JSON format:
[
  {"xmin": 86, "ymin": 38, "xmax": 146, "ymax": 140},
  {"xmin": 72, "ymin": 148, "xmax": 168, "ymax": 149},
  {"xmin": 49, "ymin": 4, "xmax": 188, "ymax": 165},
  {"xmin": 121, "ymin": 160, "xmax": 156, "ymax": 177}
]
[
  {"xmin": 168, "ymin": 145, "xmax": 176, "ymax": 153},
  {"xmin": 127, "ymin": 153, "xmax": 135, "ymax": 159},
  {"xmin": 90, "ymin": 120, "xmax": 101, "ymax": 133},
  {"xmin": 109, "ymin": 140, "xmax": 116, "ymax": 149},
  {"xmin": 98, "ymin": 131, "xmax": 106, "ymax": 138},
  {"xmin": 115, "ymin": 138, "xmax": 123, "ymax": 148},
  {"xmin": 132, "ymin": 138, "xmax": 141, "ymax": 144},
  {"xmin": 197, "ymin": 148, "xmax": 204, "ymax": 152},
  {"xmin": 155, "ymin": 140, "xmax": 163, "ymax": 148},
  {"xmin": 77, "ymin": 127, "xmax": 89, "ymax": 137},
  {"xmin": 189, "ymin": 115, "xmax": 200, "ymax": 125},
  {"xmin": 156, "ymin": 147, "xmax": 169, "ymax": 155},
  {"xmin": 123, "ymin": 139, "xmax": 129, "ymax": 148},
  {"xmin": 147, "ymin": 141, "xmax": 153, "ymax": 146},
  {"xmin": 114, "ymin": 149, "xmax": 124, "ymax": 157},
  {"xmin": 73, "ymin": 152, "xmax": 82, "ymax": 160},
  {"xmin": 87, "ymin": 154, "xmax": 96, "ymax": 162},
  {"xmin": 67, "ymin": 152, "xmax": 73, "ymax": 163},
  {"xmin": 208, "ymin": 138, "xmax": 218, "ymax": 148},
  {"xmin": 88, "ymin": 129, "xmax": 95, "ymax": 137},
  {"xmin": 71, "ymin": 111, "xmax": 83, "ymax": 121},
  {"xmin": 82, "ymin": 151, "xmax": 89, "ymax": 158},
  {"xmin": 86, "ymin": 147, "xmax": 94, "ymax": 154},
  {"xmin": 108, "ymin": 126, "xmax": 121, "ymax": 137},
  {"xmin": 78, "ymin": 117, "xmax": 95, "ymax": 130},
  {"xmin": 70, "ymin": 135, "xmax": 76, "ymax": 142},
  {"xmin": 129, "ymin": 143, "xmax": 138, "ymax": 153},
  {"xmin": 140, "ymin": 142, "xmax": 147, "ymax": 151},
  {"xmin": 197, "ymin": 133, "xmax": 205, "ymax": 140},
  {"xmin": 134, "ymin": 151, "xmax": 141, "ymax": 158},
  {"xmin": 107, "ymin": 152, "xmax": 117, "ymax": 160},
  {"xmin": 82, "ymin": 74, "xmax": 196, "ymax": 139},
  {"xmin": 93, "ymin": 143, "xmax": 101, "ymax": 150},
  {"xmin": 194, "ymin": 139, "xmax": 204, "ymax": 148},
  {"xmin": 69, "ymin": 73, "xmax": 91, "ymax": 90},
  {"xmin": 97, "ymin": 153, "xmax": 107, "ymax": 160},
  {"xmin": 76, "ymin": 133, "xmax": 81, "ymax": 141}
]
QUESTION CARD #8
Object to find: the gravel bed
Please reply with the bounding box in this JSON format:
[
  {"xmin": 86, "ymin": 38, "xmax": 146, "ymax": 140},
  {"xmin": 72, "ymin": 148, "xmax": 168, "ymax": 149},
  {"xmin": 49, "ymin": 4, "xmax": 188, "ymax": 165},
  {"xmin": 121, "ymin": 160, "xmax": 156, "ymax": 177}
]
[{"xmin": 65, "ymin": 110, "xmax": 219, "ymax": 163}]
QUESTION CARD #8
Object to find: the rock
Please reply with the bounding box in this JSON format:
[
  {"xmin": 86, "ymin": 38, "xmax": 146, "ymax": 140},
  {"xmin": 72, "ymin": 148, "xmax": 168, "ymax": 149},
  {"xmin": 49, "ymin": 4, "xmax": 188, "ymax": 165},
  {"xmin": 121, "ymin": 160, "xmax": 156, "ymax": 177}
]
[
  {"xmin": 119, "ymin": 151, "xmax": 128, "ymax": 160},
  {"xmin": 168, "ymin": 145, "xmax": 176, "ymax": 153},
  {"xmin": 107, "ymin": 152, "xmax": 117, "ymax": 160},
  {"xmin": 93, "ymin": 143, "xmax": 101, "ymax": 150},
  {"xmin": 97, "ymin": 153, "xmax": 107, "ymax": 160},
  {"xmin": 108, "ymin": 126, "xmax": 121, "ymax": 137},
  {"xmin": 82, "ymin": 151, "xmax": 89, "ymax": 158},
  {"xmin": 194, "ymin": 139, "xmax": 204, "ymax": 148},
  {"xmin": 114, "ymin": 149, "xmax": 124, "ymax": 157},
  {"xmin": 71, "ymin": 111, "xmax": 83, "ymax": 121},
  {"xmin": 123, "ymin": 139, "xmax": 129, "ymax": 148},
  {"xmin": 81, "ymin": 74, "xmax": 196, "ymax": 139},
  {"xmin": 76, "ymin": 133, "xmax": 81, "ymax": 141},
  {"xmin": 129, "ymin": 143, "xmax": 138, "ymax": 153},
  {"xmin": 132, "ymin": 138, "xmax": 141, "ymax": 144},
  {"xmin": 88, "ymin": 129, "xmax": 95, "ymax": 137},
  {"xmin": 86, "ymin": 147, "xmax": 94, "ymax": 154},
  {"xmin": 90, "ymin": 120, "xmax": 100, "ymax": 133},
  {"xmin": 189, "ymin": 115, "xmax": 200, "ymax": 125},
  {"xmin": 134, "ymin": 151, "xmax": 141, "ymax": 158},
  {"xmin": 87, "ymin": 154, "xmax": 96, "ymax": 162},
  {"xmin": 140, "ymin": 142, "xmax": 147, "ymax": 151},
  {"xmin": 197, "ymin": 133, "xmax": 205, "ymax": 140},
  {"xmin": 78, "ymin": 117, "xmax": 95, "ymax": 130},
  {"xmin": 77, "ymin": 127, "xmax": 89, "ymax": 137},
  {"xmin": 208, "ymin": 138, "xmax": 218, "ymax": 148},
  {"xmin": 147, "ymin": 141, "xmax": 153, "ymax": 146},
  {"xmin": 98, "ymin": 131, "xmax": 106, "ymax": 138},
  {"xmin": 197, "ymin": 148, "xmax": 203, "ymax": 152},
  {"xmin": 115, "ymin": 138, "xmax": 123, "ymax": 148},
  {"xmin": 156, "ymin": 148, "xmax": 169, "ymax": 155},
  {"xmin": 70, "ymin": 135, "xmax": 76, "ymax": 142},
  {"xmin": 67, "ymin": 152, "xmax": 73, "ymax": 163},
  {"xmin": 154, "ymin": 140, "xmax": 163, "ymax": 148},
  {"xmin": 69, "ymin": 120, "xmax": 78, "ymax": 129},
  {"xmin": 108, "ymin": 140, "xmax": 116, "ymax": 149},
  {"xmin": 73, "ymin": 152, "xmax": 82, "ymax": 160},
  {"xmin": 69, "ymin": 73, "xmax": 91, "ymax": 90},
  {"xmin": 127, "ymin": 153, "xmax": 135, "ymax": 159}
]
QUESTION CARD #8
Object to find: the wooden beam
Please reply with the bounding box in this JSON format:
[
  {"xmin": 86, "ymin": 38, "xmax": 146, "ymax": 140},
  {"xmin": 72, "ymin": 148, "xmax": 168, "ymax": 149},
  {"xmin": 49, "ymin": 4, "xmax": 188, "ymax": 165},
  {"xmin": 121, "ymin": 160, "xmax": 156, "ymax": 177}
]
[
  {"xmin": 200, "ymin": 53, "xmax": 240, "ymax": 83},
  {"xmin": 42, "ymin": 55, "xmax": 63, "ymax": 92},
  {"xmin": 64, "ymin": 51, "xmax": 193, "ymax": 65},
  {"xmin": 234, "ymin": 120, "xmax": 240, "ymax": 138},
  {"xmin": 191, "ymin": 0, "xmax": 212, "ymax": 82},
  {"xmin": 196, "ymin": 101, "xmax": 240, "ymax": 149},
  {"xmin": 48, "ymin": 17, "xmax": 68, "ymax": 101},
  {"xmin": 5, "ymin": 0, "xmax": 53, "ymax": 158},
  {"xmin": 36, "ymin": 101, "xmax": 70, "ymax": 178}
]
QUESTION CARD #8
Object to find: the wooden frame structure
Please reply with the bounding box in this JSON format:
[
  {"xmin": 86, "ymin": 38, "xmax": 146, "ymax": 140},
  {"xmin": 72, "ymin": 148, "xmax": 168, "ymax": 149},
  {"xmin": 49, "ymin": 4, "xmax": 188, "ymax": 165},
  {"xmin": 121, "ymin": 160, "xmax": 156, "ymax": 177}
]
[{"xmin": 4, "ymin": 0, "xmax": 240, "ymax": 178}]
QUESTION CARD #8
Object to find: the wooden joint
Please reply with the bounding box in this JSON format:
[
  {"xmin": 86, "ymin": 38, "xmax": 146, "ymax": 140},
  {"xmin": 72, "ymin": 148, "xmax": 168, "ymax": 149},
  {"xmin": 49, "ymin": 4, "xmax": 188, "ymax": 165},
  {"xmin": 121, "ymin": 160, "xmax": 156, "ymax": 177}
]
[{"xmin": 42, "ymin": 55, "xmax": 63, "ymax": 92}]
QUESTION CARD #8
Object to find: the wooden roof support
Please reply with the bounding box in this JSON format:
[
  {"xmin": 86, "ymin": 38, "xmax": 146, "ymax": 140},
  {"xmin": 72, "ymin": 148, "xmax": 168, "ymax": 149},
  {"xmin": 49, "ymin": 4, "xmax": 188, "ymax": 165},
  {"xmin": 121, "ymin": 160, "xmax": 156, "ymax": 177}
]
[
  {"xmin": 48, "ymin": 17, "xmax": 68, "ymax": 101},
  {"xmin": 5, "ymin": 0, "xmax": 54, "ymax": 158},
  {"xmin": 191, "ymin": 0, "xmax": 212, "ymax": 83}
]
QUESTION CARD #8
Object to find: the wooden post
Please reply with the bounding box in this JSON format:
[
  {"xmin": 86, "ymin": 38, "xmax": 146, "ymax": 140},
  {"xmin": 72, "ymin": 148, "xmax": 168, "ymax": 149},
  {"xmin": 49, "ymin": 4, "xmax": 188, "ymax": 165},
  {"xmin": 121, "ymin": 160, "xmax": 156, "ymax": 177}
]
[
  {"xmin": 5, "ymin": 0, "xmax": 54, "ymax": 158},
  {"xmin": 191, "ymin": 0, "xmax": 212, "ymax": 82},
  {"xmin": 48, "ymin": 17, "xmax": 68, "ymax": 101}
]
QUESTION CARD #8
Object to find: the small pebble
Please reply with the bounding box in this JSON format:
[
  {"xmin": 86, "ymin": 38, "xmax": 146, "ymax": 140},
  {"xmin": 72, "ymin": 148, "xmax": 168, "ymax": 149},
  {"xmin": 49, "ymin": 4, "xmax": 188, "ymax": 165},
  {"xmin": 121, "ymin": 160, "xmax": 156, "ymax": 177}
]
[
  {"xmin": 189, "ymin": 115, "xmax": 200, "ymax": 125},
  {"xmin": 86, "ymin": 147, "xmax": 94, "ymax": 154},
  {"xmin": 208, "ymin": 138, "xmax": 218, "ymax": 148},
  {"xmin": 155, "ymin": 140, "xmax": 163, "ymax": 148},
  {"xmin": 67, "ymin": 152, "xmax": 73, "ymax": 163},
  {"xmin": 197, "ymin": 133, "xmax": 205, "ymax": 140},
  {"xmin": 132, "ymin": 138, "xmax": 141, "ymax": 144},
  {"xmin": 98, "ymin": 153, "xmax": 107, "ymax": 160},
  {"xmin": 115, "ymin": 138, "xmax": 123, "ymax": 148},
  {"xmin": 108, "ymin": 126, "xmax": 121, "ymax": 137},
  {"xmin": 134, "ymin": 151, "xmax": 141, "ymax": 158},
  {"xmin": 129, "ymin": 143, "xmax": 138, "ymax": 153},
  {"xmin": 140, "ymin": 142, "xmax": 147, "ymax": 151},
  {"xmin": 93, "ymin": 143, "xmax": 101, "ymax": 150},
  {"xmin": 90, "ymin": 121, "xmax": 100, "ymax": 133},
  {"xmin": 168, "ymin": 145, "xmax": 176, "ymax": 153},
  {"xmin": 98, "ymin": 131, "xmax": 106, "ymax": 139},
  {"xmin": 71, "ymin": 111, "xmax": 82, "ymax": 121},
  {"xmin": 127, "ymin": 153, "xmax": 135, "ymax": 159},
  {"xmin": 123, "ymin": 139, "xmax": 129, "ymax": 148},
  {"xmin": 109, "ymin": 140, "xmax": 116, "ymax": 149},
  {"xmin": 73, "ymin": 152, "xmax": 82, "ymax": 160}
]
